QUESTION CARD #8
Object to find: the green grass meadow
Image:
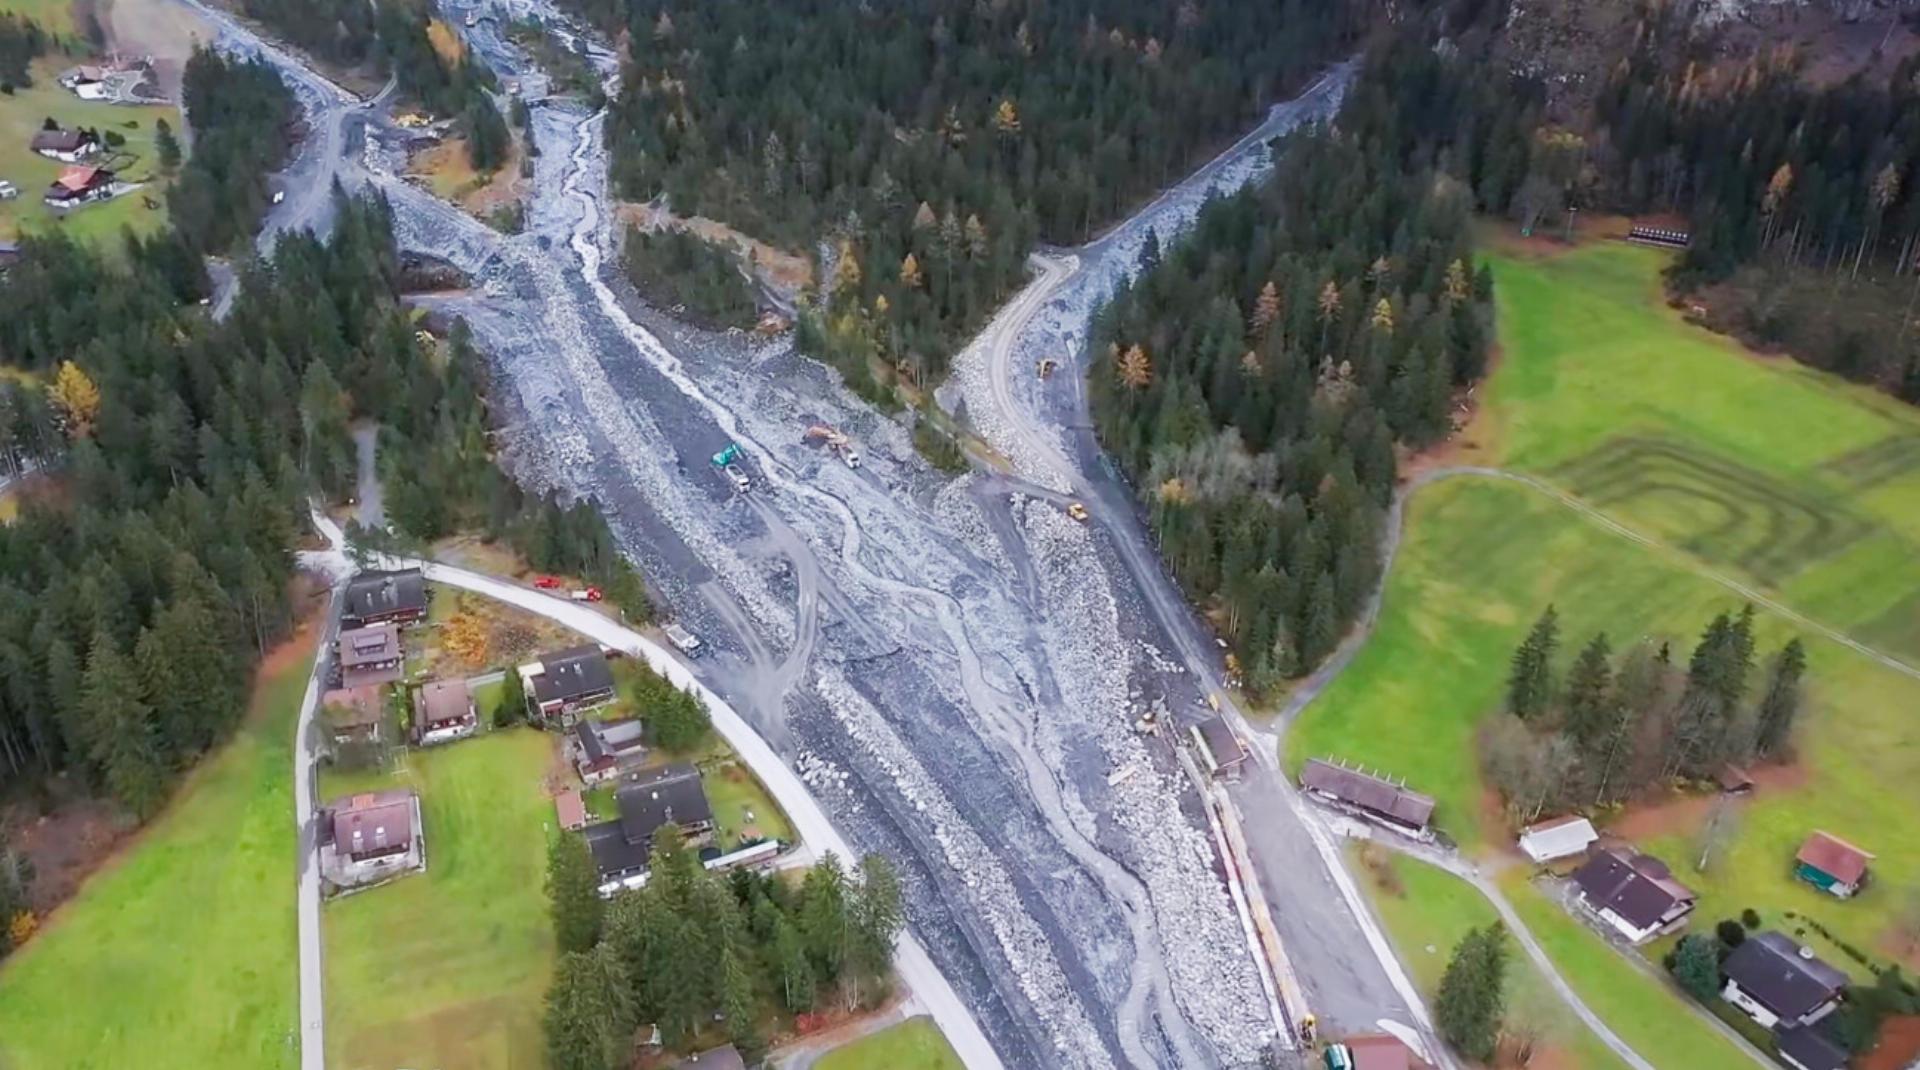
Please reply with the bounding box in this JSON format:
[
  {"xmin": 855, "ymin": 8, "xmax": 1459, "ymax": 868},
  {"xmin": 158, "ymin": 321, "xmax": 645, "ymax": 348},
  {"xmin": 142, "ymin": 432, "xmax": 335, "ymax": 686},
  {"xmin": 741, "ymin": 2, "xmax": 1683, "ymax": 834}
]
[
  {"xmin": 0, "ymin": 635, "xmax": 313, "ymax": 1069},
  {"xmin": 815, "ymin": 1016, "xmax": 964, "ymax": 1070},
  {"xmin": 320, "ymin": 728, "xmax": 557, "ymax": 1070},
  {"xmin": 1355, "ymin": 847, "xmax": 1630, "ymax": 1069},
  {"xmin": 0, "ymin": 60, "xmax": 179, "ymax": 245},
  {"xmin": 1288, "ymin": 237, "xmax": 1920, "ymax": 1056}
]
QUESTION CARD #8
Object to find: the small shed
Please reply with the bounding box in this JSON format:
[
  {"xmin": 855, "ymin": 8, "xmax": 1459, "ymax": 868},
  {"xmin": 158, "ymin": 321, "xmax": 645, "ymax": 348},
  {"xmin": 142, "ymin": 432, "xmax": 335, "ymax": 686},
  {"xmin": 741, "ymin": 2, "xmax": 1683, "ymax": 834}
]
[
  {"xmin": 1190, "ymin": 714, "xmax": 1247, "ymax": 781},
  {"xmin": 554, "ymin": 789, "xmax": 588, "ymax": 832},
  {"xmin": 1517, "ymin": 816, "xmax": 1598, "ymax": 863},
  {"xmin": 1795, "ymin": 831, "xmax": 1873, "ymax": 899}
]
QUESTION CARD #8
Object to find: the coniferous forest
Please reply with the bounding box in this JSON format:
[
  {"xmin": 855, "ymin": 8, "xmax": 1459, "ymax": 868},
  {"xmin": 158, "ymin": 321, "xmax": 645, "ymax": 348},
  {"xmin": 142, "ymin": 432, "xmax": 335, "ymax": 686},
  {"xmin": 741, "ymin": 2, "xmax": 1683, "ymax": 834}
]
[
  {"xmin": 1088, "ymin": 29, "xmax": 1498, "ymax": 692},
  {"xmin": 566, "ymin": 0, "xmax": 1361, "ymax": 385}
]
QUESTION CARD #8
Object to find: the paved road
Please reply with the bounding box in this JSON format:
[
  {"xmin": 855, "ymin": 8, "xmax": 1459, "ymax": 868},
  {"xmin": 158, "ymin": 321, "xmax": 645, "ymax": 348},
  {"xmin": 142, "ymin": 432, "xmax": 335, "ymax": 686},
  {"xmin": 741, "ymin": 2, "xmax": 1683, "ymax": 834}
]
[
  {"xmin": 290, "ymin": 588, "xmax": 340, "ymax": 1070},
  {"xmin": 302, "ymin": 513, "xmax": 1007, "ymax": 1070}
]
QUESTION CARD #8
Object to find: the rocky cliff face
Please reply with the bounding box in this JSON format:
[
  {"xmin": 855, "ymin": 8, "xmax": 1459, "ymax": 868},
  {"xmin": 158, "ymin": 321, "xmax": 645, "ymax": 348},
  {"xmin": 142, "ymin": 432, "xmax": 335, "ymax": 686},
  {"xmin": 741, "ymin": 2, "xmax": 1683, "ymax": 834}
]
[{"xmin": 1697, "ymin": 0, "xmax": 1920, "ymax": 25}]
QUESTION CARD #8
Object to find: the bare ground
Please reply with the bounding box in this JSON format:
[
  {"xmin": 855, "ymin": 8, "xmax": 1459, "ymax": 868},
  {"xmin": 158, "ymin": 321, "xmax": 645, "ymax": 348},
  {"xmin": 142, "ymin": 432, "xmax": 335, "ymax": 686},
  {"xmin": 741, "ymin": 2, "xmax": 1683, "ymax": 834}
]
[{"xmin": 617, "ymin": 200, "xmax": 814, "ymax": 295}]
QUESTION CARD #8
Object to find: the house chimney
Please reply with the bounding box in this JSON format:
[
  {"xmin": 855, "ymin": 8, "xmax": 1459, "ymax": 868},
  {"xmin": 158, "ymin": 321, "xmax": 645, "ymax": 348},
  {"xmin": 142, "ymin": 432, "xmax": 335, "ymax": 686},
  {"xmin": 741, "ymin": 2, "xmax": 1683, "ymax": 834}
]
[{"xmin": 1798, "ymin": 945, "xmax": 1815, "ymax": 960}]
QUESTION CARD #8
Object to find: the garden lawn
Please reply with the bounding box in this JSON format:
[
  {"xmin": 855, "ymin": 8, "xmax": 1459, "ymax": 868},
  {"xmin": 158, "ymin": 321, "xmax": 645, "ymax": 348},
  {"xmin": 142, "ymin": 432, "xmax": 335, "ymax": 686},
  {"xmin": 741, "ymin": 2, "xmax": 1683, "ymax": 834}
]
[
  {"xmin": 0, "ymin": 630, "xmax": 314, "ymax": 1069},
  {"xmin": 0, "ymin": 0, "xmax": 76, "ymax": 36},
  {"xmin": 705, "ymin": 760, "xmax": 794, "ymax": 849},
  {"xmin": 321, "ymin": 728, "xmax": 556, "ymax": 1070},
  {"xmin": 1353, "ymin": 846, "xmax": 1628, "ymax": 1070},
  {"xmin": 815, "ymin": 1016, "xmax": 964, "ymax": 1070},
  {"xmin": 0, "ymin": 60, "xmax": 179, "ymax": 245}
]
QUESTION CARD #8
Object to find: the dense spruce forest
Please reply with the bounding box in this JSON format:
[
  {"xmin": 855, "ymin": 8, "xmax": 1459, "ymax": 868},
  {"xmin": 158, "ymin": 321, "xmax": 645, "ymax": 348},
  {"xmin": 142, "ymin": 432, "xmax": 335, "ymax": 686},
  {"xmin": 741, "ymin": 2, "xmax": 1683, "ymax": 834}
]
[
  {"xmin": 169, "ymin": 49, "xmax": 301, "ymax": 255},
  {"xmin": 544, "ymin": 828, "xmax": 904, "ymax": 1066},
  {"xmin": 0, "ymin": 12, "xmax": 49, "ymax": 88},
  {"xmin": 620, "ymin": 225, "xmax": 759, "ymax": 329},
  {"xmin": 564, "ymin": 0, "xmax": 1359, "ymax": 385},
  {"xmin": 1485, "ymin": 604, "xmax": 1807, "ymax": 823},
  {"xmin": 239, "ymin": 0, "xmax": 509, "ymax": 171},
  {"xmin": 1088, "ymin": 29, "xmax": 1498, "ymax": 691}
]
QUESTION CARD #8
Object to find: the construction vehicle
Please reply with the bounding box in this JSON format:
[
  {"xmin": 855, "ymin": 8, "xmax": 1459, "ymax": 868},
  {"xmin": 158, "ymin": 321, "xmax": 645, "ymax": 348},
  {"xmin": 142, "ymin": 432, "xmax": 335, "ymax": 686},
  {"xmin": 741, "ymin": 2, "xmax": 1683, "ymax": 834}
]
[
  {"xmin": 1066, "ymin": 501, "xmax": 1089, "ymax": 522},
  {"xmin": 664, "ymin": 623, "xmax": 703, "ymax": 656},
  {"xmin": 395, "ymin": 112, "xmax": 434, "ymax": 129},
  {"xmin": 533, "ymin": 575, "xmax": 563, "ymax": 590},
  {"xmin": 569, "ymin": 586, "xmax": 603, "ymax": 602},
  {"xmin": 710, "ymin": 443, "xmax": 751, "ymax": 491},
  {"xmin": 1300, "ymin": 1015, "xmax": 1319, "ymax": 1049},
  {"xmin": 803, "ymin": 424, "xmax": 861, "ymax": 468},
  {"xmin": 724, "ymin": 464, "xmax": 750, "ymax": 492},
  {"xmin": 1037, "ymin": 358, "xmax": 1057, "ymax": 380},
  {"xmin": 464, "ymin": 9, "xmax": 479, "ymax": 26},
  {"xmin": 414, "ymin": 329, "xmax": 435, "ymax": 346}
]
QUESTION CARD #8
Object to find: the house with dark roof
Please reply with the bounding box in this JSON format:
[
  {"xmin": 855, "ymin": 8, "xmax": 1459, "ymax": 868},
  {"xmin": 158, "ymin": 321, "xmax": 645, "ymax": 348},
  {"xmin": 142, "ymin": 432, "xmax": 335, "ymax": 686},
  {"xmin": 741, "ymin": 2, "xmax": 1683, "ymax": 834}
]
[
  {"xmin": 30, "ymin": 127, "xmax": 99, "ymax": 162},
  {"xmin": 341, "ymin": 568, "xmax": 429, "ymax": 629},
  {"xmin": 571, "ymin": 717, "xmax": 648, "ymax": 784},
  {"xmin": 336, "ymin": 623, "xmax": 404, "ymax": 688},
  {"xmin": 1773, "ymin": 1024, "xmax": 1849, "ymax": 1070},
  {"xmin": 1300, "ymin": 758, "xmax": 1435, "ymax": 837},
  {"xmin": 679, "ymin": 1045, "xmax": 746, "ymax": 1070},
  {"xmin": 319, "ymin": 789, "xmax": 424, "ymax": 890},
  {"xmin": 322, "ymin": 685, "xmax": 385, "ymax": 745},
  {"xmin": 584, "ymin": 763, "xmax": 713, "ymax": 895},
  {"xmin": 1722, "ymin": 932, "xmax": 1849, "ymax": 1030},
  {"xmin": 413, "ymin": 679, "xmax": 476, "ymax": 746},
  {"xmin": 42, "ymin": 164, "xmax": 114, "ymax": 208},
  {"xmin": 1190, "ymin": 714, "xmax": 1248, "ymax": 781},
  {"xmin": 1569, "ymin": 847, "xmax": 1697, "ymax": 944},
  {"xmin": 520, "ymin": 645, "xmax": 616, "ymax": 726},
  {"xmin": 1795, "ymin": 831, "xmax": 1873, "ymax": 899}
]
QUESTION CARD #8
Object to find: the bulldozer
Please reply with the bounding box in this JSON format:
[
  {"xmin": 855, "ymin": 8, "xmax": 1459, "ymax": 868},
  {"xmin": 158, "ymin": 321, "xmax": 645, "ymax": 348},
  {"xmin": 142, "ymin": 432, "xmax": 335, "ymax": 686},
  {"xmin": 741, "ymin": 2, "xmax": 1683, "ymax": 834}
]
[
  {"xmin": 1065, "ymin": 501, "xmax": 1089, "ymax": 522},
  {"xmin": 803, "ymin": 424, "xmax": 862, "ymax": 468},
  {"xmin": 1037, "ymin": 358, "xmax": 1058, "ymax": 380}
]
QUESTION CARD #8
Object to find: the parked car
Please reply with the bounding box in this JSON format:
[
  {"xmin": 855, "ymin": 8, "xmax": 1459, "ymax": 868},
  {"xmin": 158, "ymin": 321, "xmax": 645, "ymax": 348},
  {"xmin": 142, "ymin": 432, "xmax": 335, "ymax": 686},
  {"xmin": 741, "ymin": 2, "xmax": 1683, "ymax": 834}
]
[{"xmin": 0, "ymin": 180, "xmax": 19, "ymax": 201}]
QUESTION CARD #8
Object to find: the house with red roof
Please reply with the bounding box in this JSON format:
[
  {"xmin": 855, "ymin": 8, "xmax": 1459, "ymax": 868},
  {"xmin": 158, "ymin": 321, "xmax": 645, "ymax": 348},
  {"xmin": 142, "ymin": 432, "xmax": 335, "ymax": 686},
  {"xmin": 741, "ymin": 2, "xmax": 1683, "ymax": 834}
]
[
  {"xmin": 1794, "ymin": 831, "xmax": 1873, "ymax": 899},
  {"xmin": 42, "ymin": 165, "xmax": 115, "ymax": 209}
]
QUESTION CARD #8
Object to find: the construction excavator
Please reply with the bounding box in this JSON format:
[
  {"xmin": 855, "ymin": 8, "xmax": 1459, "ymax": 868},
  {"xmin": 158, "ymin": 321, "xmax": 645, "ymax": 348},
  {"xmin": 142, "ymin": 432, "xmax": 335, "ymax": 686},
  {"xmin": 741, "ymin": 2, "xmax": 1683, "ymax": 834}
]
[
  {"xmin": 1037, "ymin": 358, "xmax": 1058, "ymax": 380},
  {"xmin": 803, "ymin": 424, "xmax": 862, "ymax": 468}
]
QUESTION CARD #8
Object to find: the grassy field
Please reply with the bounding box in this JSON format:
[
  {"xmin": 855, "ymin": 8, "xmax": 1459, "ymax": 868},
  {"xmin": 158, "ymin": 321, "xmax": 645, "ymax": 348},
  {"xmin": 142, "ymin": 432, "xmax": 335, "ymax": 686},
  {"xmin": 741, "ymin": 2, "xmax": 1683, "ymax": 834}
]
[
  {"xmin": 1354, "ymin": 846, "xmax": 1628, "ymax": 1069},
  {"xmin": 0, "ymin": 0, "xmax": 78, "ymax": 36},
  {"xmin": 815, "ymin": 1016, "xmax": 964, "ymax": 1070},
  {"xmin": 0, "ymin": 627, "xmax": 315, "ymax": 1069},
  {"xmin": 0, "ymin": 60, "xmax": 179, "ymax": 244},
  {"xmin": 321, "ymin": 728, "xmax": 557, "ymax": 1070},
  {"xmin": 1287, "ymin": 236, "xmax": 1920, "ymax": 1059}
]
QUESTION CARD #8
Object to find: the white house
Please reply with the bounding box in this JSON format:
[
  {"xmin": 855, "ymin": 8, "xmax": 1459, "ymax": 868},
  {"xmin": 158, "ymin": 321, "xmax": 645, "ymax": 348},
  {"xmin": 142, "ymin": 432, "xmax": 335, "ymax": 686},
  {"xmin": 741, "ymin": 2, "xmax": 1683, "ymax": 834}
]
[
  {"xmin": 1569, "ymin": 847, "xmax": 1697, "ymax": 944},
  {"xmin": 1518, "ymin": 815, "xmax": 1598, "ymax": 863},
  {"xmin": 1722, "ymin": 932, "xmax": 1848, "ymax": 1030}
]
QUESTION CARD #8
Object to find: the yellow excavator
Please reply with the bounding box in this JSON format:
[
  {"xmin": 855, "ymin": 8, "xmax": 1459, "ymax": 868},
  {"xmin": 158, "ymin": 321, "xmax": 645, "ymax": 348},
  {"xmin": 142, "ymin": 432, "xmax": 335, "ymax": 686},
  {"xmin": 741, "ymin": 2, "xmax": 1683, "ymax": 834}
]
[{"xmin": 1037, "ymin": 358, "xmax": 1058, "ymax": 380}]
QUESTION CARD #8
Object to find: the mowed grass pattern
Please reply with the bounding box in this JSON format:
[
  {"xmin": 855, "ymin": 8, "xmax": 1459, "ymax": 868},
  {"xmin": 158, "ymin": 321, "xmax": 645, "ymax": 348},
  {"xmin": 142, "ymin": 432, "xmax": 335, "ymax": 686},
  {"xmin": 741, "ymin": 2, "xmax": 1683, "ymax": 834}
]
[
  {"xmin": 322, "ymin": 728, "xmax": 557, "ymax": 1070},
  {"xmin": 1289, "ymin": 239, "xmax": 1920, "ymax": 1067},
  {"xmin": 0, "ymin": 634, "xmax": 313, "ymax": 1069}
]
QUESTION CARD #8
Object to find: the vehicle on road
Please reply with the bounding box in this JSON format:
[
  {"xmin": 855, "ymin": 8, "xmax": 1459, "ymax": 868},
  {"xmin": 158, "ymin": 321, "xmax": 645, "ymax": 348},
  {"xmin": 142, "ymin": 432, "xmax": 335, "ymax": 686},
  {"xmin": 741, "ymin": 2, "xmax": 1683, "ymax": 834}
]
[
  {"xmin": 533, "ymin": 575, "xmax": 563, "ymax": 589},
  {"xmin": 569, "ymin": 586, "xmax": 603, "ymax": 602},
  {"xmin": 664, "ymin": 622, "xmax": 703, "ymax": 656},
  {"xmin": 724, "ymin": 463, "xmax": 750, "ymax": 492},
  {"xmin": 1066, "ymin": 501, "xmax": 1090, "ymax": 522},
  {"xmin": 271, "ymin": 190, "xmax": 285, "ymax": 204}
]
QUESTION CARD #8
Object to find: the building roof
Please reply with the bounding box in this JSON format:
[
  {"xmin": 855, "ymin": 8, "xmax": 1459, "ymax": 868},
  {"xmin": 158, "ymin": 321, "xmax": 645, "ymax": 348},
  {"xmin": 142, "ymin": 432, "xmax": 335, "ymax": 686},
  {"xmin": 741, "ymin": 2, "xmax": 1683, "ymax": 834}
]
[
  {"xmin": 337, "ymin": 623, "xmax": 401, "ymax": 669},
  {"xmin": 31, "ymin": 129, "xmax": 91, "ymax": 152},
  {"xmin": 584, "ymin": 816, "xmax": 650, "ymax": 877},
  {"xmin": 329, "ymin": 790, "xmax": 414, "ymax": 856},
  {"xmin": 1518, "ymin": 816, "xmax": 1598, "ymax": 861},
  {"xmin": 322, "ymin": 685, "xmax": 384, "ymax": 729},
  {"xmin": 616, "ymin": 764, "xmax": 711, "ymax": 845},
  {"xmin": 414, "ymin": 678, "xmax": 472, "ymax": 725},
  {"xmin": 1773, "ymin": 1025, "xmax": 1848, "ymax": 1070},
  {"xmin": 575, "ymin": 717, "xmax": 646, "ymax": 763},
  {"xmin": 528, "ymin": 644, "xmax": 615, "ymax": 706},
  {"xmin": 1570, "ymin": 848, "xmax": 1695, "ymax": 930},
  {"xmin": 1723, "ymin": 932, "xmax": 1850, "ymax": 1021},
  {"xmin": 1796, "ymin": 831, "xmax": 1873, "ymax": 885},
  {"xmin": 343, "ymin": 568, "xmax": 427, "ymax": 621},
  {"xmin": 1301, "ymin": 759, "xmax": 1435, "ymax": 828},
  {"xmin": 679, "ymin": 1046, "xmax": 746, "ymax": 1070},
  {"xmin": 554, "ymin": 789, "xmax": 587, "ymax": 830},
  {"xmin": 1717, "ymin": 764, "xmax": 1755, "ymax": 793},
  {"xmin": 1193, "ymin": 714, "xmax": 1246, "ymax": 770},
  {"xmin": 1344, "ymin": 1033, "xmax": 1432, "ymax": 1070},
  {"xmin": 54, "ymin": 165, "xmax": 103, "ymax": 192}
]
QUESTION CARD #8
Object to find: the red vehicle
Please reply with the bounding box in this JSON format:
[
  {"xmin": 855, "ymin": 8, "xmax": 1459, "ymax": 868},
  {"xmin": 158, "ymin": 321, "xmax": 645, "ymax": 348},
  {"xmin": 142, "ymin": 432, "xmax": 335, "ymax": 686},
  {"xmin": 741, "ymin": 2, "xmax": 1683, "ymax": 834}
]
[
  {"xmin": 569, "ymin": 587, "xmax": 604, "ymax": 602},
  {"xmin": 533, "ymin": 575, "xmax": 563, "ymax": 589}
]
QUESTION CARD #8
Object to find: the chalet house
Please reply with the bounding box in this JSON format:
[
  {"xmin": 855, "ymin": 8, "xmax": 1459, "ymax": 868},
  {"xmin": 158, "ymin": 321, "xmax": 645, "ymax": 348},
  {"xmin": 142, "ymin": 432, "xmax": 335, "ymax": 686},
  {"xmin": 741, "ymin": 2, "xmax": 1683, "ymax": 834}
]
[
  {"xmin": 1190, "ymin": 714, "xmax": 1248, "ymax": 781},
  {"xmin": 319, "ymin": 789, "xmax": 424, "ymax": 889},
  {"xmin": 336, "ymin": 623, "xmax": 404, "ymax": 688},
  {"xmin": 1773, "ymin": 1024, "xmax": 1849, "ymax": 1070},
  {"xmin": 1795, "ymin": 831, "xmax": 1873, "ymax": 899},
  {"xmin": 1722, "ymin": 932, "xmax": 1849, "ymax": 1030},
  {"xmin": 60, "ymin": 66, "xmax": 111, "ymax": 100},
  {"xmin": 1301, "ymin": 758, "xmax": 1435, "ymax": 837},
  {"xmin": 341, "ymin": 568, "xmax": 429, "ymax": 629},
  {"xmin": 30, "ymin": 128, "xmax": 99, "ymax": 163},
  {"xmin": 412, "ymin": 679, "xmax": 476, "ymax": 746},
  {"xmin": 520, "ymin": 644, "xmax": 616, "ymax": 725},
  {"xmin": 1517, "ymin": 816, "xmax": 1598, "ymax": 864},
  {"xmin": 571, "ymin": 716, "xmax": 648, "ymax": 784},
  {"xmin": 42, "ymin": 165, "xmax": 115, "ymax": 209},
  {"xmin": 1569, "ymin": 847, "xmax": 1697, "ymax": 944},
  {"xmin": 322, "ymin": 685, "xmax": 385, "ymax": 745},
  {"xmin": 584, "ymin": 763, "xmax": 713, "ymax": 895}
]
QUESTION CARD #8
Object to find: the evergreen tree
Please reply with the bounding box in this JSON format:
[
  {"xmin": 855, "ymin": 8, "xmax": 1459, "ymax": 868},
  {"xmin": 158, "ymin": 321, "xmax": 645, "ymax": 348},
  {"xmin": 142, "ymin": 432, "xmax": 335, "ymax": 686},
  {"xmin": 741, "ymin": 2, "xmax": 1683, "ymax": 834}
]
[
  {"xmin": 78, "ymin": 632, "xmax": 167, "ymax": 816},
  {"xmin": 1563, "ymin": 632, "xmax": 1615, "ymax": 749},
  {"xmin": 846, "ymin": 853, "xmax": 904, "ymax": 1009},
  {"xmin": 799, "ymin": 852, "xmax": 850, "ymax": 982},
  {"xmin": 1752, "ymin": 638, "xmax": 1807, "ymax": 758},
  {"xmin": 1435, "ymin": 923, "xmax": 1509, "ymax": 1063},
  {"xmin": 1507, "ymin": 605, "xmax": 1560, "ymax": 719},
  {"xmin": 1670, "ymin": 933, "xmax": 1723, "ymax": 1002},
  {"xmin": 154, "ymin": 117, "xmax": 182, "ymax": 173},
  {"xmin": 547, "ymin": 830, "xmax": 604, "ymax": 953},
  {"xmin": 543, "ymin": 945, "xmax": 631, "ymax": 1070}
]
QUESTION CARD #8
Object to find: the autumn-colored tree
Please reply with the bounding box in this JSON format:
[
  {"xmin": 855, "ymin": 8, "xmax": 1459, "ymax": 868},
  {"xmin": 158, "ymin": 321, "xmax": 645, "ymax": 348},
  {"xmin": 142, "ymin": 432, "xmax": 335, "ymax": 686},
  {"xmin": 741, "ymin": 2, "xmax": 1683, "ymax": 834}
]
[
  {"xmin": 1117, "ymin": 343, "xmax": 1152, "ymax": 389},
  {"xmin": 50, "ymin": 360, "xmax": 101, "ymax": 440},
  {"xmin": 964, "ymin": 214, "xmax": 988, "ymax": 259},
  {"xmin": 653, "ymin": 10, "xmax": 673, "ymax": 38},
  {"xmin": 899, "ymin": 253, "xmax": 923, "ymax": 289},
  {"xmin": 7, "ymin": 910, "xmax": 33, "ymax": 949},
  {"xmin": 1444, "ymin": 259, "xmax": 1470, "ymax": 307},
  {"xmin": 1370, "ymin": 297, "xmax": 1395, "ymax": 335},
  {"xmin": 993, "ymin": 99, "xmax": 1021, "ymax": 138},
  {"xmin": 1250, "ymin": 280, "xmax": 1281, "ymax": 337},
  {"xmin": 831, "ymin": 242, "xmax": 862, "ymax": 300},
  {"xmin": 911, "ymin": 201, "xmax": 937, "ymax": 229}
]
